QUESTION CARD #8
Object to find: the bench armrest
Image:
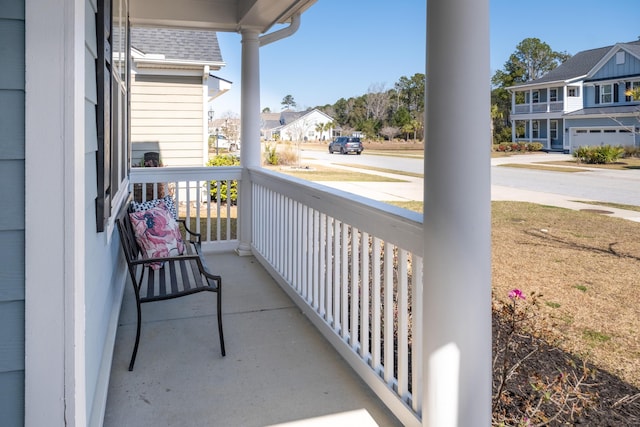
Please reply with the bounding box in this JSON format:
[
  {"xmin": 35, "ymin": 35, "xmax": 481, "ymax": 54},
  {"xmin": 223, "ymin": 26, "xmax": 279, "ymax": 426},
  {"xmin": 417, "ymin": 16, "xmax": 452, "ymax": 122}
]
[
  {"xmin": 178, "ymin": 219, "xmax": 202, "ymax": 244},
  {"xmin": 129, "ymin": 253, "xmax": 201, "ymax": 266}
]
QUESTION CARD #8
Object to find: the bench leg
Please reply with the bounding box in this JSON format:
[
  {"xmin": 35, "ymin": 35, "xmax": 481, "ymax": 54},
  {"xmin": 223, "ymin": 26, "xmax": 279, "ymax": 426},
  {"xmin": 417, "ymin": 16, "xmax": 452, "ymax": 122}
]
[
  {"xmin": 217, "ymin": 278, "xmax": 226, "ymax": 356},
  {"xmin": 129, "ymin": 297, "xmax": 142, "ymax": 371}
]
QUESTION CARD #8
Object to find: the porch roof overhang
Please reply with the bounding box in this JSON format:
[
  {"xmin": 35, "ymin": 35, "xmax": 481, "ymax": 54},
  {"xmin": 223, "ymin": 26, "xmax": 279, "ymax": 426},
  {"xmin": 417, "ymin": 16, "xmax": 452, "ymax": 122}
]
[
  {"xmin": 130, "ymin": 0, "xmax": 317, "ymax": 33},
  {"xmin": 564, "ymin": 104, "xmax": 640, "ymax": 118},
  {"xmin": 506, "ymin": 76, "xmax": 586, "ymax": 92}
]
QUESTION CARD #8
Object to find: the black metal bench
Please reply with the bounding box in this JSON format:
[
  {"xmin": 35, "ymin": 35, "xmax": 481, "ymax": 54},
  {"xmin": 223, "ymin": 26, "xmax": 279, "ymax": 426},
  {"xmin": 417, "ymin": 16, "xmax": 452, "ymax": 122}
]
[{"xmin": 116, "ymin": 203, "xmax": 225, "ymax": 371}]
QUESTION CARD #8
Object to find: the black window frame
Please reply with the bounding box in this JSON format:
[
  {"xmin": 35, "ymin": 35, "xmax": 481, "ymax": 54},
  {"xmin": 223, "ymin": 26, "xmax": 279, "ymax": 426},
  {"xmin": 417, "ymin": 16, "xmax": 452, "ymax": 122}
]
[{"xmin": 96, "ymin": 0, "xmax": 130, "ymax": 232}]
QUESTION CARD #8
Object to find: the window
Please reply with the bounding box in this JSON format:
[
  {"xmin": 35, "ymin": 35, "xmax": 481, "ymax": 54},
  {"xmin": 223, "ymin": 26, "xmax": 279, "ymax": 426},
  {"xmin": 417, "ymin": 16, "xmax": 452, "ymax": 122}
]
[
  {"xmin": 531, "ymin": 90, "xmax": 539, "ymax": 103},
  {"xmin": 567, "ymin": 86, "xmax": 579, "ymax": 97},
  {"xmin": 599, "ymin": 84, "xmax": 613, "ymax": 104},
  {"xmin": 549, "ymin": 88, "xmax": 558, "ymax": 102},
  {"xmin": 550, "ymin": 120, "xmax": 558, "ymax": 140},
  {"xmin": 96, "ymin": 0, "xmax": 130, "ymax": 232},
  {"xmin": 626, "ymin": 81, "xmax": 640, "ymax": 101}
]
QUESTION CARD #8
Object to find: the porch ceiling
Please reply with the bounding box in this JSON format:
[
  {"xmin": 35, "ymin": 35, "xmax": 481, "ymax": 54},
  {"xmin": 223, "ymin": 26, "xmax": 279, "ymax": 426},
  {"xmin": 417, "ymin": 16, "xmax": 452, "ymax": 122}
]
[{"xmin": 130, "ymin": 0, "xmax": 317, "ymax": 33}]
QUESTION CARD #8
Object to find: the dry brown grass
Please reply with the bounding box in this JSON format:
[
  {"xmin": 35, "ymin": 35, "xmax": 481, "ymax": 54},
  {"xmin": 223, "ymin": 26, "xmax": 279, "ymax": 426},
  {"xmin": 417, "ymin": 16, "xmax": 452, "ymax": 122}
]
[{"xmin": 492, "ymin": 201, "xmax": 640, "ymax": 388}]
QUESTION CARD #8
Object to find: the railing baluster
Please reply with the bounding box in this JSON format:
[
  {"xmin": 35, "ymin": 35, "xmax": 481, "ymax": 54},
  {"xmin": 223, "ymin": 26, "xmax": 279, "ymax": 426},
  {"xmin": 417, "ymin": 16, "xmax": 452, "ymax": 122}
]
[
  {"xmin": 341, "ymin": 222, "xmax": 349, "ymax": 340},
  {"xmin": 397, "ymin": 248, "xmax": 409, "ymax": 400},
  {"xmin": 383, "ymin": 242, "xmax": 394, "ymax": 386},
  {"xmin": 360, "ymin": 231, "xmax": 370, "ymax": 360},
  {"xmin": 351, "ymin": 227, "xmax": 360, "ymax": 350},
  {"xmin": 333, "ymin": 219, "xmax": 341, "ymax": 332},
  {"xmin": 411, "ymin": 255, "xmax": 423, "ymax": 414},
  {"xmin": 318, "ymin": 212, "xmax": 326, "ymax": 316},
  {"xmin": 372, "ymin": 237, "xmax": 382, "ymax": 373}
]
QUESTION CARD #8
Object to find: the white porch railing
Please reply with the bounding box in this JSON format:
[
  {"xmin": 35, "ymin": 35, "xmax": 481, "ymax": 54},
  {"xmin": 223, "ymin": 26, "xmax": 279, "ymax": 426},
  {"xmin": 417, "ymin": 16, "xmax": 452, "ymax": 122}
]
[
  {"xmin": 128, "ymin": 165, "xmax": 424, "ymax": 426},
  {"xmin": 249, "ymin": 168, "xmax": 424, "ymax": 427},
  {"xmin": 129, "ymin": 166, "xmax": 242, "ymax": 252},
  {"xmin": 513, "ymin": 101, "xmax": 564, "ymax": 114}
]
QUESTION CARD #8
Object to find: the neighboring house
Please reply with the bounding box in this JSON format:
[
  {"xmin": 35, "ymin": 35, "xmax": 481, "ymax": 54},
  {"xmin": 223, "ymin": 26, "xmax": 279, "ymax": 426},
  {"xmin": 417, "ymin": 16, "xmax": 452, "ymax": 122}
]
[
  {"xmin": 130, "ymin": 27, "xmax": 230, "ymax": 166},
  {"xmin": 508, "ymin": 41, "xmax": 640, "ymax": 152},
  {"xmin": 262, "ymin": 108, "xmax": 336, "ymax": 141}
]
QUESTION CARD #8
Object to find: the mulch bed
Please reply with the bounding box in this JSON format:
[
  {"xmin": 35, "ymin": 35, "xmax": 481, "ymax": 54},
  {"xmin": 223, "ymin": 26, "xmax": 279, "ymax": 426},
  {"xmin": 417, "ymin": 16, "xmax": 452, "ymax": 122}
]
[{"xmin": 493, "ymin": 312, "xmax": 640, "ymax": 426}]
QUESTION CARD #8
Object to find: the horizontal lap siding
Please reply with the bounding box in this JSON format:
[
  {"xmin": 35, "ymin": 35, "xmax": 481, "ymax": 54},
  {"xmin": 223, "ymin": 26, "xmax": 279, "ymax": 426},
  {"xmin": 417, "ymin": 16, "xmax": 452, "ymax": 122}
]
[
  {"xmin": 0, "ymin": 3, "xmax": 26, "ymax": 426},
  {"xmin": 131, "ymin": 74, "xmax": 205, "ymax": 166}
]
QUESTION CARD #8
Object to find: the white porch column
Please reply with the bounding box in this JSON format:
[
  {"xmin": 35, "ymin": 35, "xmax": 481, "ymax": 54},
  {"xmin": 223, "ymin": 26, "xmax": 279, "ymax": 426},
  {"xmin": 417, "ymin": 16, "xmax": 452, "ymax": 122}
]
[
  {"xmin": 237, "ymin": 29, "xmax": 261, "ymax": 256},
  {"xmin": 423, "ymin": 0, "xmax": 491, "ymax": 426},
  {"xmin": 25, "ymin": 0, "xmax": 86, "ymax": 425}
]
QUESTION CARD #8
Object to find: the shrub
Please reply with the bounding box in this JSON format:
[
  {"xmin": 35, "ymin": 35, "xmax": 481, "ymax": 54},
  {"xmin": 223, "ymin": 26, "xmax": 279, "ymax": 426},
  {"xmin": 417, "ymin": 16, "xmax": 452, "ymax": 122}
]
[
  {"xmin": 573, "ymin": 145, "xmax": 624, "ymax": 164},
  {"xmin": 278, "ymin": 142, "xmax": 299, "ymax": 166},
  {"xmin": 264, "ymin": 143, "xmax": 279, "ymax": 165},
  {"xmin": 527, "ymin": 142, "xmax": 543, "ymax": 151},
  {"xmin": 493, "ymin": 142, "xmax": 543, "ymax": 152},
  {"xmin": 206, "ymin": 155, "xmax": 240, "ymax": 204},
  {"xmin": 623, "ymin": 145, "xmax": 640, "ymax": 158}
]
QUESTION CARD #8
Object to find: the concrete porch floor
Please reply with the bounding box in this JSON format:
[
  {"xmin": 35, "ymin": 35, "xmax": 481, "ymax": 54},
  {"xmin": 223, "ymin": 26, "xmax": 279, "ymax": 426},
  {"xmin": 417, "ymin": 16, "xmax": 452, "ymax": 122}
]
[{"xmin": 103, "ymin": 252, "xmax": 403, "ymax": 427}]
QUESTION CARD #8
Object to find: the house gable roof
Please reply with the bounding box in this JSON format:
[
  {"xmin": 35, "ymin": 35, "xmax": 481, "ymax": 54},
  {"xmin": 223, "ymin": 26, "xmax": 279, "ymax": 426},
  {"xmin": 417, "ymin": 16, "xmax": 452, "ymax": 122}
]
[
  {"xmin": 509, "ymin": 40, "xmax": 640, "ymax": 89},
  {"xmin": 131, "ymin": 27, "xmax": 223, "ymax": 64},
  {"xmin": 585, "ymin": 41, "xmax": 640, "ymax": 80},
  {"xmin": 260, "ymin": 109, "xmax": 334, "ymax": 131}
]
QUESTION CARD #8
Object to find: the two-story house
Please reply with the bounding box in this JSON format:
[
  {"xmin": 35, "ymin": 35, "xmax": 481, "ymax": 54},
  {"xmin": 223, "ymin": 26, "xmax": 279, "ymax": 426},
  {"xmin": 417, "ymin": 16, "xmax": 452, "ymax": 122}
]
[
  {"xmin": 130, "ymin": 27, "xmax": 231, "ymax": 167},
  {"xmin": 508, "ymin": 41, "xmax": 640, "ymax": 152}
]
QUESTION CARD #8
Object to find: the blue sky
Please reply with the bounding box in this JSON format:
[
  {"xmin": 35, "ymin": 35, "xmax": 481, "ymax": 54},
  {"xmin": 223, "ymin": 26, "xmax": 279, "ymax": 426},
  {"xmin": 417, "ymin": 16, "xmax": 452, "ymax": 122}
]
[{"xmin": 211, "ymin": 0, "xmax": 639, "ymax": 116}]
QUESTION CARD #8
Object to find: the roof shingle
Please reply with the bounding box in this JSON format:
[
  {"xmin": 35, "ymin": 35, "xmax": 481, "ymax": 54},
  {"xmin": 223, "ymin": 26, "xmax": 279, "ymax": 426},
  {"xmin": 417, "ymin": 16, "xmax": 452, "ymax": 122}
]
[{"xmin": 130, "ymin": 27, "xmax": 222, "ymax": 63}]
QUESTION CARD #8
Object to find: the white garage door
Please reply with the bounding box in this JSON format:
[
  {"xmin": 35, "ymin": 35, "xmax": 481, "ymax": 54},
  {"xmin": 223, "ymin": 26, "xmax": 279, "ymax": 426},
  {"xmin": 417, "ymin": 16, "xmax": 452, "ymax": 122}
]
[{"xmin": 570, "ymin": 127, "xmax": 635, "ymax": 150}]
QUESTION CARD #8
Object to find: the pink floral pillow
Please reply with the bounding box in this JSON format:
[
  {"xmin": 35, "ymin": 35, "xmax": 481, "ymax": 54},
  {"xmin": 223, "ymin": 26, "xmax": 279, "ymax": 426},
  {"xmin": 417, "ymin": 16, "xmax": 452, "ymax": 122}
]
[{"xmin": 129, "ymin": 202, "xmax": 185, "ymax": 270}]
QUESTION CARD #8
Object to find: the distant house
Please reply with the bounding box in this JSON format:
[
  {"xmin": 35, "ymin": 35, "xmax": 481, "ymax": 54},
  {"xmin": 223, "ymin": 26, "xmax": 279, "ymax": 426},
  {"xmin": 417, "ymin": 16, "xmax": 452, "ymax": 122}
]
[
  {"xmin": 508, "ymin": 41, "xmax": 640, "ymax": 152},
  {"xmin": 131, "ymin": 27, "xmax": 230, "ymax": 166},
  {"xmin": 261, "ymin": 109, "xmax": 336, "ymax": 141}
]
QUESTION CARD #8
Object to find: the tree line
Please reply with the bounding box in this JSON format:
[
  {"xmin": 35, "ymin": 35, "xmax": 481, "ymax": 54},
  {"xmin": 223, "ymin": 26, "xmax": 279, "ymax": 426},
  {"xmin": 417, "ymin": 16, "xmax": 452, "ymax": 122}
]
[
  {"xmin": 274, "ymin": 38, "xmax": 571, "ymax": 144},
  {"xmin": 274, "ymin": 74, "xmax": 426, "ymax": 141}
]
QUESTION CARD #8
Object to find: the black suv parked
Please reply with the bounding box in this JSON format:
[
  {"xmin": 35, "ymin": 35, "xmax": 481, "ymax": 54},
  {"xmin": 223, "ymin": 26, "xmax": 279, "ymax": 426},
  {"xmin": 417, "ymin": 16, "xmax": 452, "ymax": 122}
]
[{"xmin": 328, "ymin": 136, "xmax": 363, "ymax": 155}]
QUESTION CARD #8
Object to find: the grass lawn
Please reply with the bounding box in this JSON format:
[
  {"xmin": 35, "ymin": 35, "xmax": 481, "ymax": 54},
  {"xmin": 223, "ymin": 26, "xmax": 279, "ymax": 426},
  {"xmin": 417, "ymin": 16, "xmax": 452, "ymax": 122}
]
[
  {"xmin": 391, "ymin": 199, "xmax": 640, "ymax": 390},
  {"xmin": 264, "ymin": 164, "xmax": 407, "ymax": 182},
  {"xmin": 497, "ymin": 163, "xmax": 585, "ymax": 172},
  {"xmin": 544, "ymin": 157, "xmax": 640, "ymax": 170}
]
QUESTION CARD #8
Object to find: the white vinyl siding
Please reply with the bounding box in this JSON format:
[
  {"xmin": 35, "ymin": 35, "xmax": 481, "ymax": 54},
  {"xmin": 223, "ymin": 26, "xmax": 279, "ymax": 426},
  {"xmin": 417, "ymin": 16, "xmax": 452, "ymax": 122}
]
[{"xmin": 131, "ymin": 74, "xmax": 206, "ymax": 166}]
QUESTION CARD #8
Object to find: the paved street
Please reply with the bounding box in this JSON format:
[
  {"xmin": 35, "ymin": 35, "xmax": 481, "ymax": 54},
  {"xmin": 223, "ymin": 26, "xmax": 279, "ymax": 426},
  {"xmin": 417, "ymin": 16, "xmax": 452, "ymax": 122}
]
[{"xmin": 298, "ymin": 149, "xmax": 640, "ymax": 222}]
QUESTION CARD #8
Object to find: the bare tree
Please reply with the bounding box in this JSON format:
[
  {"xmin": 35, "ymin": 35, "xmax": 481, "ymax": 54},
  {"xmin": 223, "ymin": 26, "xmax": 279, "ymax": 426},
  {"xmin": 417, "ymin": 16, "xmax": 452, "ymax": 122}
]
[
  {"xmin": 380, "ymin": 126, "xmax": 400, "ymax": 141},
  {"xmin": 286, "ymin": 117, "xmax": 311, "ymax": 142},
  {"xmin": 220, "ymin": 111, "xmax": 240, "ymax": 146},
  {"xmin": 366, "ymin": 83, "xmax": 390, "ymax": 122}
]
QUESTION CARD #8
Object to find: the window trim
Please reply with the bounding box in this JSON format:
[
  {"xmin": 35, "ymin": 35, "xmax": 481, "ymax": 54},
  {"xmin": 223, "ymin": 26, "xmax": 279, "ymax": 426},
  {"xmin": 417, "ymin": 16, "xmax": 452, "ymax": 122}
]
[
  {"xmin": 532, "ymin": 120, "xmax": 540, "ymax": 139},
  {"xmin": 96, "ymin": 0, "xmax": 130, "ymax": 232},
  {"xmin": 599, "ymin": 83, "xmax": 613, "ymax": 104},
  {"xmin": 550, "ymin": 120, "xmax": 558, "ymax": 140}
]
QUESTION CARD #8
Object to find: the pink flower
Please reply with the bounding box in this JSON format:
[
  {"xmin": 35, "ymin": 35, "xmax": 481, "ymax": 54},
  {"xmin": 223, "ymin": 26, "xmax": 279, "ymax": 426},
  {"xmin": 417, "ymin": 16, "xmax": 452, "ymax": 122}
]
[{"xmin": 508, "ymin": 289, "xmax": 526, "ymax": 300}]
